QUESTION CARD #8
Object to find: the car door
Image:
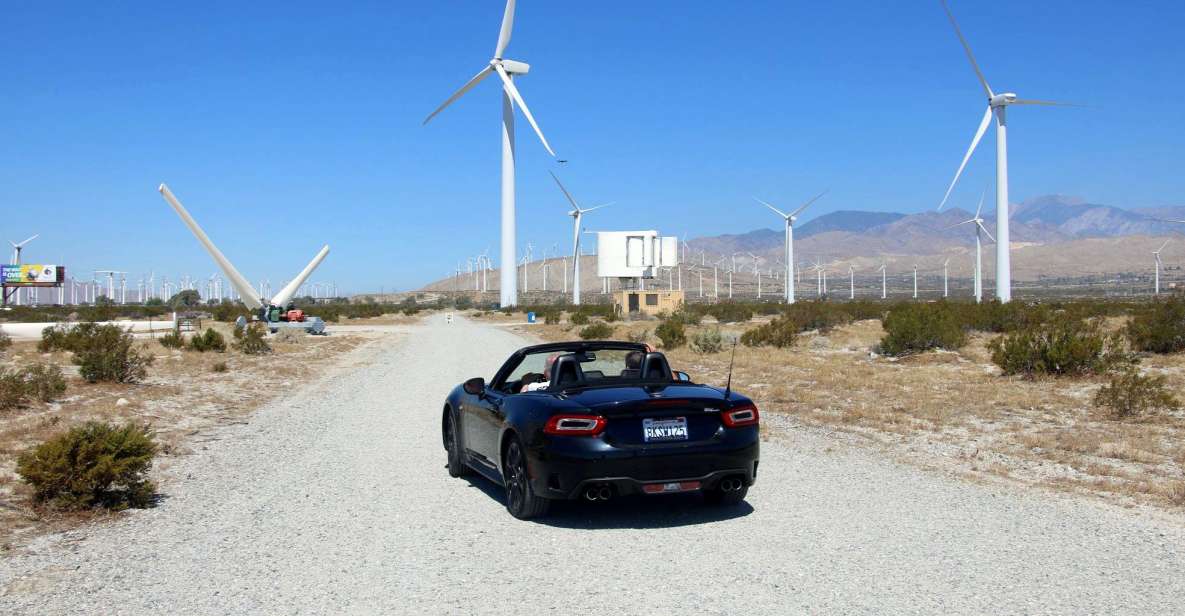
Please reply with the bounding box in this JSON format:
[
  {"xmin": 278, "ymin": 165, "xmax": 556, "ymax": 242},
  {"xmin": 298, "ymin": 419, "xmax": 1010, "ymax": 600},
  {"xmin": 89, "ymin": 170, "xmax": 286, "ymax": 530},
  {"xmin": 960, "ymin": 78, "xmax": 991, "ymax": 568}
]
[{"xmin": 464, "ymin": 386, "xmax": 506, "ymax": 470}]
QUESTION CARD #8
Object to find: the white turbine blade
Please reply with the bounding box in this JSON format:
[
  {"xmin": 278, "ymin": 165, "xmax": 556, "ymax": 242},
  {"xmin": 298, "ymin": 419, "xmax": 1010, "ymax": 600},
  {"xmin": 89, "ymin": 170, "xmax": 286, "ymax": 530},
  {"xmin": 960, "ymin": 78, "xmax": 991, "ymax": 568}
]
[
  {"xmin": 790, "ymin": 190, "xmax": 828, "ymax": 218},
  {"xmin": 974, "ymin": 185, "xmax": 987, "ymax": 217},
  {"xmin": 494, "ymin": 0, "xmax": 516, "ymax": 59},
  {"xmin": 423, "ymin": 66, "xmax": 495, "ymax": 125},
  {"xmin": 1156, "ymin": 239, "xmax": 1170, "ymax": 253},
  {"xmin": 938, "ymin": 106, "xmax": 993, "ymax": 211},
  {"xmin": 582, "ymin": 202, "xmax": 613, "ymax": 213},
  {"xmin": 946, "ymin": 219, "xmax": 977, "ymax": 230},
  {"xmin": 15, "ymin": 234, "xmax": 39, "ymax": 248},
  {"xmin": 158, "ymin": 183, "xmax": 263, "ymax": 311},
  {"xmin": 976, "ymin": 220, "xmax": 996, "ymax": 242},
  {"xmin": 755, "ymin": 198, "xmax": 788, "ymax": 219},
  {"xmin": 1011, "ymin": 99, "xmax": 1081, "ymax": 107},
  {"xmin": 548, "ymin": 171, "xmax": 581, "ymax": 210},
  {"xmin": 271, "ymin": 245, "xmax": 330, "ymax": 307},
  {"xmin": 493, "ymin": 63, "xmax": 556, "ymax": 156},
  {"xmin": 940, "ymin": 0, "xmax": 993, "ymax": 98}
]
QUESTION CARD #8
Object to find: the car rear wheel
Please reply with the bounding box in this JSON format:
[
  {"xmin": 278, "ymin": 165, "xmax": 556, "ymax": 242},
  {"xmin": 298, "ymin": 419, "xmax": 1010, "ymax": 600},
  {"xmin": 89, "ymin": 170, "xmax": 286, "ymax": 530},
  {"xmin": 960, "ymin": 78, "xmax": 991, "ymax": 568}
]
[
  {"xmin": 503, "ymin": 438, "xmax": 549, "ymax": 520},
  {"xmin": 444, "ymin": 414, "xmax": 468, "ymax": 478},
  {"xmin": 705, "ymin": 483, "xmax": 748, "ymax": 506}
]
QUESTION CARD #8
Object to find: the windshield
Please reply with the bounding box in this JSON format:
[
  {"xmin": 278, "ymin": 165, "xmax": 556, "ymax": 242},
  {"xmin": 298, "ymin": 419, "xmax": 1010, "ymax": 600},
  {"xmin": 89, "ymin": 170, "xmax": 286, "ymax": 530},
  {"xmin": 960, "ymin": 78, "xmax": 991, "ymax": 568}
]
[{"xmin": 503, "ymin": 347, "xmax": 652, "ymax": 392}]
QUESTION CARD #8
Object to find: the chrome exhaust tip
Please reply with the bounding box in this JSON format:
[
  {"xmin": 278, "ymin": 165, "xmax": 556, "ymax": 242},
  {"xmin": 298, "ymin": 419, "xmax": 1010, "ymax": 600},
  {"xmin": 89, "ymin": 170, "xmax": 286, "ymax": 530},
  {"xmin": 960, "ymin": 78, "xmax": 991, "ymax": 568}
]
[
  {"xmin": 584, "ymin": 486, "xmax": 601, "ymax": 501},
  {"xmin": 597, "ymin": 486, "xmax": 612, "ymax": 501},
  {"xmin": 721, "ymin": 478, "xmax": 742, "ymax": 492}
]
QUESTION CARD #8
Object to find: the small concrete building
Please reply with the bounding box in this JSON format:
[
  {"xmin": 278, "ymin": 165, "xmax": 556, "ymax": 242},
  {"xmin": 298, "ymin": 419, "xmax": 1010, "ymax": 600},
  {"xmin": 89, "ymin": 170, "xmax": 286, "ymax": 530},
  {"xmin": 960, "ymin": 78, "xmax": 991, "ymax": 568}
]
[{"xmin": 613, "ymin": 289, "xmax": 684, "ymax": 316}]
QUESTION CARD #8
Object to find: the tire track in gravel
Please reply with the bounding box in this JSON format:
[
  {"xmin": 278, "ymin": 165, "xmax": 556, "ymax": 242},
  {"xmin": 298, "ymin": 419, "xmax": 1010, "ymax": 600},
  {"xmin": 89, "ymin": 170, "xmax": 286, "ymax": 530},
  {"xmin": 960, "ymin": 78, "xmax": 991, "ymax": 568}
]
[{"xmin": 2, "ymin": 314, "xmax": 1183, "ymax": 615}]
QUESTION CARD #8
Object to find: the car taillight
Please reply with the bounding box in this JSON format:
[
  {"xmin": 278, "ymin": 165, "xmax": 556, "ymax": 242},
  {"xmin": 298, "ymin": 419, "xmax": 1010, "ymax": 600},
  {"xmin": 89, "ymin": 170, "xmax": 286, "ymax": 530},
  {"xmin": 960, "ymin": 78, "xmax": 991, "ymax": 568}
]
[
  {"xmin": 544, "ymin": 414, "xmax": 606, "ymax": 436},
  {"xmin": 721, "ymin": 403, "xmax": 759, "ymax": 428}
]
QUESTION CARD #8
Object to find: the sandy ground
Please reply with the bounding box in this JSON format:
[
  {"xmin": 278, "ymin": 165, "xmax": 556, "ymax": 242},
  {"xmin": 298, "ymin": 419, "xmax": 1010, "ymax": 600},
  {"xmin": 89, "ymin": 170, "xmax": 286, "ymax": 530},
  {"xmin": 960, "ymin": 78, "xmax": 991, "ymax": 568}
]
[{"xmin": 0, "ymin": 314, "xmax": 1183, "ymax": 614}]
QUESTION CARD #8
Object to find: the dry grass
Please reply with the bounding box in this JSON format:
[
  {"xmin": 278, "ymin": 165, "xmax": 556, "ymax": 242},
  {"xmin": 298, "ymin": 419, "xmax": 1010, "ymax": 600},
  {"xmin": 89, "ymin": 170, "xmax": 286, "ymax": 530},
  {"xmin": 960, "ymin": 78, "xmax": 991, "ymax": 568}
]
[
  {"xmin": 0, "ymin": 322, "xmax": 368, "ymax": 549},
  {"xmin": 496, "ymin": 312, "xmax": 1185, "ymax": 512}
]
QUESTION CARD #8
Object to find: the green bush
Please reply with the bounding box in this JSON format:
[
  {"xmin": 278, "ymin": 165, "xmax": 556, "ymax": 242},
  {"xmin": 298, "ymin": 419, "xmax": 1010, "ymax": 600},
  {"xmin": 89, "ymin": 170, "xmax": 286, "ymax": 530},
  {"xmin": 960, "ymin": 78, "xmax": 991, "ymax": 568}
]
[
  {"xmin": 626, "ymin": 329, "xmax": 649, "ymax": 344},
  {"xmin": 689, "ymin": 328, "xmax": 725, "ymax": 354},
  {"xmin": 741, "ymin": 315, "xmax": 799, "ymax": 348},
  {"xmin": 0, "ymin": 329, "xmax": 11, "ymax": 352},
  {"xmin": 21, "ymin": 363, "xmax": 67, "ymax": 403},
  {"xmin": 71, "ymin": 325, "xmax": 154, "ymax": 383},
  {"xmin": 235, "ymin": 323, "xmax": 272, "ymax": 355},
  {"xmin": 188, "ymin": 328, "xmax": 227, "ymax": 353},
  {"xmin": 579, "ymin": 322, "xmax": 614, "ymax": 340},
  {"xmin": 569, "ymin": 312, "xmax": 589, "ymax": 326},
  {"xmin": 39, "ymin": 322, "xmax": 103, "ymax": 353},
  {"xmin": 158, "ymin": 330, "xmax": 185, "ymax": 349},
  {"xmin": 1094, "ymin": 369, "xmax": 1181, "ymax": 420},
  {"xmin": 989, "ymin": 319, "xmax": 1130, "ymax": 377},
  {"xmin": 0, "ymin": 368, "xmax": 26, "ymax": 410},
  {"xmin": 784, "ymin": 301, "xmax": 854, "ymax": 334},
  {"xmin": 880, "ymin": 302, "xmax": 966, "ymax": 356},
  {"xmin": 16, "ymin": 421, "xmax": 157, "ymax": 510},
  {"xmin": 654, "ymin": 318, "xmax": 686, "ymax": 349},
  {"xmin": 1126, "ymin": 298, "xmax": 1185, "ymax": 353}
]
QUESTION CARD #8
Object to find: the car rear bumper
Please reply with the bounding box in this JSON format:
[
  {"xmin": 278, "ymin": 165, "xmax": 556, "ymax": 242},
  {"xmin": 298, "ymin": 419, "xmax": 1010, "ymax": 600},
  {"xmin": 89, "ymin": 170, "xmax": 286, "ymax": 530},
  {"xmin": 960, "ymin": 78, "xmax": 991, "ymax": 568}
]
[{"xmin": 530, "ymin": 439, "xmax": 759, "ymax": 500}]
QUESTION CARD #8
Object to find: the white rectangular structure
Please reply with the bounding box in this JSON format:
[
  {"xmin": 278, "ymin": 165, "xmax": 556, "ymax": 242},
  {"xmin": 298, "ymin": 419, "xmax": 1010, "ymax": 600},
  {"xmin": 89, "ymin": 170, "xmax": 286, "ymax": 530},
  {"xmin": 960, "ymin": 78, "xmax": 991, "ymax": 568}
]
[{"xmin": 596, "ymin": 231, "xmax": 679, "ymax": 279}]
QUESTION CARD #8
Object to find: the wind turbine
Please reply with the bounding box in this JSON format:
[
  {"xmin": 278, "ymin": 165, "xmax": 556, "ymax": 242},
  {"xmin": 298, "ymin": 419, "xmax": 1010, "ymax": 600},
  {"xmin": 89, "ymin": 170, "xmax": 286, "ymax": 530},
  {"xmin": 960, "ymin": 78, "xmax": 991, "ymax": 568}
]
[
  {"xmin": 936, "ymin": 0, "xmax": 1075, "ymax": 303},
  {"xmin": 943, "ymin": 258, "xmax": 950, "ymax": 298},
  {"xmin": 159, "ymin": 184, "xmax": 329, "ymax": 319},
  {"xmin": 756, "ymin": 191, "xmax": 827, "ymax": 304},
  {"xmin": 948, "ymin": 189, "xmax": 995, "ymax": 303},
  {"xmin": 549, "ymin": 171, "xmax": 610, "ymax": 305},
  {"xmin": 913, "ymin": 264, "xmax": 919, "ymax": 299},
  {"xmin": 7, "ymin": 234, "xmax": 38, "ymax": 306},
  {"xmin": 423, "ymin": 0, "xmax": 556, "ymax": 307},
  {"xmin": 848, "ymin": 264, "xmax": 856, "ymax": 300},
  {"xmin": 1154, "ymin": 240, "xmax": 1170, "ymax": 295}
]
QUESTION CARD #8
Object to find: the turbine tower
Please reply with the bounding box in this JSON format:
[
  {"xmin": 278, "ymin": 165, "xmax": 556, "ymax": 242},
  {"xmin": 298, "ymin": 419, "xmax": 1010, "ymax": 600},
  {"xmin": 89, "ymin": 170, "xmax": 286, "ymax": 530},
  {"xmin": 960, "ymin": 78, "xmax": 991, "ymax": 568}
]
[
  {"xmin": 936, "ymin": 0, "xmax": 1074, "ymax": 303},
  {"xmin": 549, "ymin": 172, "xmax": 610, "ymax": 305},
  {"xmin": 423, "ymin": 0, "xmax": 556, "ymax": 307},
  {"xmin": 877, "ymin": 262, "xmax": 887, "ymax": 299},
  {"xmin": 8, "ymin": 234, "xmax": 38, "ymax": 306},
  {"xmin": 1154, "ymin": 240, "xmax": 1170, "ymax": 295},
  {"xmin": 756, "ymin": 191, "xmax": 826, "ymax": 304},
  {"xmin": 948, "ymin": 189, "xmax": 995, "ymax": 303}
]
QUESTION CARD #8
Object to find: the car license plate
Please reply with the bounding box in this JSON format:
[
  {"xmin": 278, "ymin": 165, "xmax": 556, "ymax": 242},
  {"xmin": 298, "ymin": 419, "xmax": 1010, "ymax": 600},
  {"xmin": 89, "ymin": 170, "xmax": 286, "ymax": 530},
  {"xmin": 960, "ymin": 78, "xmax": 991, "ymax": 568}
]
[{"xmin": 643, "ymin": 417, "xmax": 688, "ymax": 442}]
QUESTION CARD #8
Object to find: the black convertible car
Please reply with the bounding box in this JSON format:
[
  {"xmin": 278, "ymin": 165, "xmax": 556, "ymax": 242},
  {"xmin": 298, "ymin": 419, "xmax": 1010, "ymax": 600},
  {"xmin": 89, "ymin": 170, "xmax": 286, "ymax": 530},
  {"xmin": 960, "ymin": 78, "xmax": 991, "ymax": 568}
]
[{"xmin": 441, "ymin": 341, "xmax": 759, "ymax": 519}]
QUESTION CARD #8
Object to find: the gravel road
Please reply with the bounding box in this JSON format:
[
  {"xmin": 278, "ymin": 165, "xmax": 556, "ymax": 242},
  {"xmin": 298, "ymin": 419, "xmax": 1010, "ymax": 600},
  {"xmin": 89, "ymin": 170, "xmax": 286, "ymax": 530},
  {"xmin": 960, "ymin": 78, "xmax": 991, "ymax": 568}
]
[{"xmin": 2, "ymin": 314, "xmax": 1184, "ymax": 614}]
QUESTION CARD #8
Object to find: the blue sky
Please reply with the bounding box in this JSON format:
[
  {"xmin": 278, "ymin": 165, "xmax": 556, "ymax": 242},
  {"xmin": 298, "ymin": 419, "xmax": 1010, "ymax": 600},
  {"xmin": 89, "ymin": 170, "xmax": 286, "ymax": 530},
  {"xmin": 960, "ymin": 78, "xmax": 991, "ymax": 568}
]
[{"xmin": 2, "ymin": 1, "xmax": 1182, "ymax": 293}]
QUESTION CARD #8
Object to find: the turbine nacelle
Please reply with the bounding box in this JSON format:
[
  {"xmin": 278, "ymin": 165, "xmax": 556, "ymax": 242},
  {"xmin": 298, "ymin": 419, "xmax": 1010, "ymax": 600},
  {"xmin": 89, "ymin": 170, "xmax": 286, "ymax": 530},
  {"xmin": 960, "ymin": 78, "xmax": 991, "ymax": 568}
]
[
  {"xmin": 990, "ymin": 92, "xmax": 1019, "ymax": 107},
  {"xmin": 495, "ymin": 58, "xmax": 531, "ymax": 75}
]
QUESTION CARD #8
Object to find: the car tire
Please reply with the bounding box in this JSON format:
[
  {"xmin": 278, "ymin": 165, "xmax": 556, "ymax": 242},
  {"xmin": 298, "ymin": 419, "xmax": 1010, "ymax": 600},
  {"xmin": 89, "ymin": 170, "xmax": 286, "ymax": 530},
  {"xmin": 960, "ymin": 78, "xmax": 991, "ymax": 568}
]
[
  {"xmin": 444, "ymin": 413, "xmax": 468, "ymax": 478},
  {"xmin": 503, "ymin": 437, "xmax": 550, "ymax": 520},
  {"xmin": 705, "ymin": 484, "xmax": 748, "ymax": 506}
]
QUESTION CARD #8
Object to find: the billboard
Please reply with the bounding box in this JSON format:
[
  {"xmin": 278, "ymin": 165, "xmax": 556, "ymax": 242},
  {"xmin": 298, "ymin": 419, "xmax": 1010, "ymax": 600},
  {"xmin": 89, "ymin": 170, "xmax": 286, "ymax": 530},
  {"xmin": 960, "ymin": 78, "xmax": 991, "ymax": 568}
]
[{"xmin": 1, "ymin": 264, "xmax": 63, "ymax": 286}]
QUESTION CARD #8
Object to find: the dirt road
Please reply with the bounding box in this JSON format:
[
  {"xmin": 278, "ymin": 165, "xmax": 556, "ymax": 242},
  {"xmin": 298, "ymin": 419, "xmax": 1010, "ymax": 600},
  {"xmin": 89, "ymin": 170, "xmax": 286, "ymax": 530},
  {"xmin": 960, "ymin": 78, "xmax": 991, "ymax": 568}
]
[{"xmin": 2, "ymin": 314, "xmax": 1183, "ymax": 614}]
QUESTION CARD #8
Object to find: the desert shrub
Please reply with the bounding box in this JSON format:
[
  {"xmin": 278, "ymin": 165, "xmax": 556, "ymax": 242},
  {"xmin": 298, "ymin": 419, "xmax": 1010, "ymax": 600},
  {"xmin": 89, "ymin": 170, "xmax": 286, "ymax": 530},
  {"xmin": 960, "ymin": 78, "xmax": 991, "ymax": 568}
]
[
  {"xmin": 579, "ymin": 322, "xmax": 614, "ymax": 340},
  {"xmin": 0, "ymin": 368, "xmax": 26, "ymax": 410},
  {"xmin": 1126, "ymin": 299, "xmax": 1185, "ymax": 353},
  {"xmin": 784, "ymin": 301, "xmax": 853, "ymax": 334},
  {"xmin": 212, "ymin": 361, "xmax": 229, "ymax": 373},
  {"xmin": 188, "ymin": 328, "xmax": 227, "ymax": 353},
  {"xmin": 989, "ymin": 319, "xmax": 1130, "ymax": 377},
  {"xmin": 689, "ymin": 328, "xmax": 725, "ymax": 354},
  {"xmin": 540, "ymin": 308, "xmax": 562, "ymax": 324},
  {"xmin": 0, "ymin": 329, "xmax": 11, "ymax": 352},
  {"xmin": 158, "ymin": 330, "xmax": 185, "ymax": 349},
  {"xmin": 1093, "ymin": 369, "xmax": 1181, "ymax": 420},
  {"xmin": 273, "ymin": 328, "xmax": 306, "ymax": 344},
  {"xmin": 569, "ymin": 312, "xmax": 589, "ymax": 326},
  {"xmin": 21, "ymin": 363, "xmax": 67, "ymax": 403},
  {"xmin": 705, "ymin": 303, "xmax": 753, "ymax": 324},
  {"xmin": 66, "ymin": 324, "xmax": 152, "ymax": 381},
  {"xmin": 16, "ymin": 421, "xmax": 156, "ymax": 510},
  {"xmin": 654, "ymin": 318, "xmax": 686, "ymax": 349},
  {"xmin": 236, "ymin": 323, "xmax": 272, "ymax": 355},
  {"xmin": 39, "ymin": 322, "xmax": 102, "ymax": 353},
  {"xmin": 626, "ymin": 329, "xmax": 649, "ymax": 344},
  {"xmin": 741, "ymin": 315, "xmax": 799, "ymax": 348},
  {"xmin": 880, "ymin": 302, "xmax": 966, "ymax": 356}
]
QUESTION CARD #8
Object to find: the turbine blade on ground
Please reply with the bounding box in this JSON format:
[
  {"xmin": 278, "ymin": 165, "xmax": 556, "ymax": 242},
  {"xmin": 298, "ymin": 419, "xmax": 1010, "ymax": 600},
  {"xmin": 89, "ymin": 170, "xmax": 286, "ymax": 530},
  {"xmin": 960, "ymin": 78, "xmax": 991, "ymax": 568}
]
[
  {"xmin": 940, "ymin": 0, "xmax": 993, "ymax": 98},
  {"xmin": 158, "ymin": 183, "xmax": 263, "ymax": 311},
  {"xmin": 938, "ymin": 105, "xmax": 993, "ymax": 211},
  {"xmin": 494, "ymin": 63, "xmax": 556, "ymax": 156},
  {"xmin": 423, "ymin": 66, "xmax": 495, "ymax": 125},
  {"xmin": 272, "ymin": 245, "xmax": 330, "ymax": 307}
]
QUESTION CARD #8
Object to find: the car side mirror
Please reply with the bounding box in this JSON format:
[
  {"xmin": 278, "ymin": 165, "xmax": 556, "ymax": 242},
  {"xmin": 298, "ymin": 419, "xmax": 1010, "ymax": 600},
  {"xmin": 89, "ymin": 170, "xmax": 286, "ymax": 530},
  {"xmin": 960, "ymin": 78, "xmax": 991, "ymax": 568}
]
[
  {"xmin": 674, "ymin": 371, "xmax": 691, "ymax": 382},
  {"xmin": 463, "ymin": 377, "xmax": 486, "ymax": 396}
]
